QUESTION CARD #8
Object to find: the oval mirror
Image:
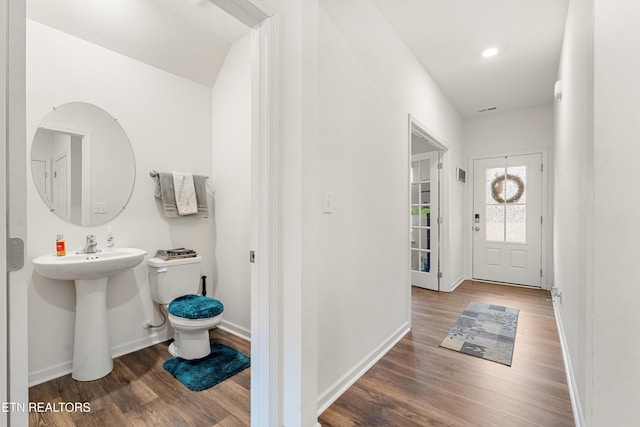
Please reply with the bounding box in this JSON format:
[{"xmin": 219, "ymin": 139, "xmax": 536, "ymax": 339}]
[{"xmin": 30, "ymin": 102, "xmax": 135, "ymax": 226}]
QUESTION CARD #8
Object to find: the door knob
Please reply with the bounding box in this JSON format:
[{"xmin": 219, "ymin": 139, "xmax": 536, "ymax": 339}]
[{"xmin": 474, "ymin": 226, "xmax": 480, "ymax": 231}]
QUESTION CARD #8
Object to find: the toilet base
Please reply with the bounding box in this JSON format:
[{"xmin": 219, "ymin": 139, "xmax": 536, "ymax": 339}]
[{"xmin": 169, "ymin": 329, "xmax": 211, "ymax": 360}]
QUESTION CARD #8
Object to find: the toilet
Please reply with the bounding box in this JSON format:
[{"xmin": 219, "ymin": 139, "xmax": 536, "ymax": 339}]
[{"xmin": 147, "ymin": 256, "xmax": 224, "ymax": 359}]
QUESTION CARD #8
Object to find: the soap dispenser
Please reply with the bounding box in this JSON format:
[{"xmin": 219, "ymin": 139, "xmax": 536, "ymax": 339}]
[
  {"xmin": 105, "ymin": 226, "xmax": 115, "ymax": 251},
  {"xmin": 56, "ymin": 234, "xmax": 66, "ymax": 256}
]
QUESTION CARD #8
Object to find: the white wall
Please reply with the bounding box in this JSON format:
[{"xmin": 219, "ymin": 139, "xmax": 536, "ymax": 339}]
[
  {"xmin": 315, "ymin": 0, "xmax": 464, "ymax": 410},
  {"xmin": 556, "ymin": 2, "xmax": 640, "ymax": 425},
  {"xmin": 592, "ymin": 0, "xmax": 640, "ymax": 424},
  {"xmin": 26, "ymin": 20, "xmax": 217, "ymax": 384},
  {"xmin": 463, "ymin": 105, "xmax": 555, "ymax": 285},
  {"xmin": 554, "ymin": 0, "xmax": 593, "ymax": 423},
  {"xmin": 210, "ymin": 34, "xmax": 251, "ymax": 338},
  {"xmin": 464, "ymin": 105, "xmax": 554, "ymax": 157}
]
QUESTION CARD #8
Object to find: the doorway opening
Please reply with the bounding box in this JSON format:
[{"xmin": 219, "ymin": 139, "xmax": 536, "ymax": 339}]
[
  {"xmin": 409, "ymin": 116, "xmax": 448, "ymax": 292},
  {"xmin": 6, "ymin": 1, "xmax": 280, "ymax": 426}
]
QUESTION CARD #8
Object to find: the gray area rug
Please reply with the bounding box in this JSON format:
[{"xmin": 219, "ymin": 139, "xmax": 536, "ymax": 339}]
[{"xmin": 440, "ymin": 301, "xmax": 519, "ymax": 366}]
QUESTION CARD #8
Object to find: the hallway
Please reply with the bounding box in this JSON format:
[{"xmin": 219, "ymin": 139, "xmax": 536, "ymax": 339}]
[{"xmin": 319, "ymin": 281, "xmax": 574, "ymax": 426}]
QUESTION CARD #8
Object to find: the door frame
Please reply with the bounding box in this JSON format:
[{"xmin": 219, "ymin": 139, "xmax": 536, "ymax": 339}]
[
  {"xmin": 408, "ymin": 115, "xmax": 449, "ymax": 297},
  {"xmin": 38, "ymin": 124, "xmax": 93, "ymax": 225},
  {"xmin": 467, "ymin": 149, "xmax": 549, "ymax": 289},
  {"xmin": 198, "ymin": 2, "xmax": 284, "ymax": 425},
  {"xmin": 0, "ymin": 0, "xmax": 9, "ymax": 424},
  {"xmin": 3, "ymin": 0, "xmax": 28, "ymax": 425}
]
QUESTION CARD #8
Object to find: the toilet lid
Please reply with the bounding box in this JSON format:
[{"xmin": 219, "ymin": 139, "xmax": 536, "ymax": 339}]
[{"xmin": 168, "ymin": 294, "xmax": 224, "ymax": 319}]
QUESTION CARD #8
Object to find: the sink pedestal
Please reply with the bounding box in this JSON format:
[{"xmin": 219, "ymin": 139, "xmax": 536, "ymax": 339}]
[
  {"xmin": 31, "ymin": 248, "xmax": 147, "ymax": 381},
  {"xmin": 72, "ymin": 278, "xmax": 112, "ymax": 381}
]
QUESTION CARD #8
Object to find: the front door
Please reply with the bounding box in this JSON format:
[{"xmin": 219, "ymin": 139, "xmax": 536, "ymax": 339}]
[{"xmin": 472, "ymin": 153, "xmax": 542, "ymax": 287}]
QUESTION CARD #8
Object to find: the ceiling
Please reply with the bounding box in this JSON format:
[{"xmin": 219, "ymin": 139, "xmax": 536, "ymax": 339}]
[
  {"xmin": 27, "ymin": 0, "xmax": 250, "ymax": 87},
  {"xmin": 372, "ymin": 0, "xmax": 570, "ymax": 118},
  {"xmin": 28, "ymin": 1, "xmax": 570, "ymax": 118}
]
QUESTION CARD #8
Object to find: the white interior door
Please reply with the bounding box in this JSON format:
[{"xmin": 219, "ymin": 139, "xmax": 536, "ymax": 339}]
[
  {"xmin": 410, "ymin": 151, "xmax": 439, "ymax": 291},
  {"xmin": 31, "ymin": 159, "xmax": 48, "ymax": 201},
  {"xmin": 54, "ymin": 153, "xmax": 69, "ymax": 220},
  {"xmin": 472, "ymin": 153, "xmax": 542, "ymax": 287}
]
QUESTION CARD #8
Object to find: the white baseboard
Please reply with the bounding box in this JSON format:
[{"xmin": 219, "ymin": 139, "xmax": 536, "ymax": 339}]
[
  {"xmin": 28, "ymin": 331, "xmax": 170, "ymax": 387},
  {"xmin": 112, "ymin": 330, "xmax": 172, "ymax": 359},
  {"xmin": 552, "ymin": 298, "xmax": 585, "ymax": 427},
  {"xmin": 316, "ymin": 321, "xmax": 410, "ymax": 416},
  {"xmin": 28, "ymin": 359, "xmax": 73, "ymax": 388},
  {"xmin": 447, "ymin": 275, "xmax": 466, "ymax": 292},
  {"xmin": 219, "ymin": 319, "xmax": 251, "ymax": 342}
]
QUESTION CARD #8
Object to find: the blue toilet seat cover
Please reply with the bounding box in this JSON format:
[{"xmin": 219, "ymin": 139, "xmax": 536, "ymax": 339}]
[{"xmin": 168, "ymin": 294, "xmax": 224, "ymax": 319}]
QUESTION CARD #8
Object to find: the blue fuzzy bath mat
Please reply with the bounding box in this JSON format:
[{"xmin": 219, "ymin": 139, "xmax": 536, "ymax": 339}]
[{"xmin": 163, "ymin": 343, "xmax": 250, "ymax": 391}]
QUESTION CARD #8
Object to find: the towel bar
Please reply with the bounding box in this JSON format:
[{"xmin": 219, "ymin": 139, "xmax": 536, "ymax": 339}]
[{"xmin": 149, "ymin": 170, "xmax": 208, "ymax": 179}]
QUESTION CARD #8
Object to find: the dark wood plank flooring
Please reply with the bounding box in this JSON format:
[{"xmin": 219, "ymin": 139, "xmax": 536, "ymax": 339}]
[
  {"xmin": 30, "ymin": 281, "xmax": 574, "ymax": 426},
  {"xmin": 319, "ymin": 281, "xmax": 575, "ymax": 426},
  {"xmin": 28, "ymin": 329, "xmax": 250, "ymax": 426}
]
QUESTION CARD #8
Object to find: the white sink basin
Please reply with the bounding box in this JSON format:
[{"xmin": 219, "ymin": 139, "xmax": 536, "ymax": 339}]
[
  {"xmin": 33, "ymin": 247, "xmax": 146, "ymax": 280},
  {"xmin": 32, "ymin": 247, "xmax": 146, "ymax": 381}
]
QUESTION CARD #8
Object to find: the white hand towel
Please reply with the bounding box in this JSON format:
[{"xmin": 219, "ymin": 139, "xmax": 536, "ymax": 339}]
[{"xmin": 172, "ymin": 172, "xmax": 198, "ymax": 215}]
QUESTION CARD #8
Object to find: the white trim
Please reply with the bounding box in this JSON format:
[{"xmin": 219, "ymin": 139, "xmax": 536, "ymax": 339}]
[
  {"xmin": 28, "ymin": 321, "xmax": 249, "ymax": 388},
  {"xmin": 111, "ymin": 332, "xmax": 170, "ymax": 358},
  {"xmin": 37, "ymin": 123, "xmax": 90, "ymax": 136},
  {"xmin": 209, "ymin": 0, "xmax": 275, "ymax": 28},
  {"xmin": 470, "ymin": 279, "xmax": 543, "ymax": 290},
  {"xmin": 28, "ymin": 360, "xmax": 73, "ymax": 388},
  {"xmin": 249, "ymin": 10, "xmax": 280, "ymax": 427},
  {"xmin": 408, "ymin": 114, "xmax": 451, "ymax": 295},
  {"xmin": 552, "ymin": 298, "xmax": 585, "ymax": 427},
  {"xmin": 0, "ymin": 0, "xmax": 9, "ymax": 424},
  {"xmin": 28, "ymin": 331, "xmax": 171, "ymax": 387},
  {"xmin": 446, "ymin": 275, "xmax": 466, "ymax": 293},
  {"xmin": 316, "ymin": 322, "xmax": 410, "ymax": 416},
  {"xmin": 205, "ymin": 2, "xmax": 280, "ymax": 425},
  {"xmin": 35, "ymin": 124, "xmax": 93, "ymax": 224},
  {"xmin": 409, "ymin": 114, "xmax": 449, "ymax": 153},
  {"xmin": 6, "ymin": 0, "xmax": 28, "ymax": 425},
  {"xmin": 219, "ymin": 319, "xmax": 251, "ymax": 342},
  {"xmin": 466, "ymin": 149, "xmax": 550, "ymax": 289}
]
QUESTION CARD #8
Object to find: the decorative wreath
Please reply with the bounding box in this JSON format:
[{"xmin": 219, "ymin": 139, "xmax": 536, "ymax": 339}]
[{"xmin": 491, "ymin": 174, "xmax": 525, "ymax": 204}]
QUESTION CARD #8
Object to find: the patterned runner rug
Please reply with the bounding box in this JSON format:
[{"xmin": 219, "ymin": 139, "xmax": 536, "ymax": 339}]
[{"xmin": 440, "ymin": 301, "xmax": 519, "ymax": 366}]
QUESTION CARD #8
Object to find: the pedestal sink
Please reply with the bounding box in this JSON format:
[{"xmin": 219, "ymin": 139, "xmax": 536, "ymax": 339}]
[{"xmin": 32, "ymin": 248, "xmax": 146, "ymax": 381}]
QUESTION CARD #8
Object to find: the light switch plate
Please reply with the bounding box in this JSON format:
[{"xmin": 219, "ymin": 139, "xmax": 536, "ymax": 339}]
[{"xmin": 93, "ymin": 202, "xmax": 107, "ymax": 214}]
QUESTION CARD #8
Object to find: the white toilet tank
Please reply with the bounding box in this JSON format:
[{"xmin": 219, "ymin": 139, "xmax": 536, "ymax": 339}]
[{"xmin": 147, "ymin": 256, "xmax": 202, "ymax": 304}]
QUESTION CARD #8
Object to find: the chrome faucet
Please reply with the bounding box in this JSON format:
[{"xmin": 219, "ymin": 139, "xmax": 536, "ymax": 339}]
[{"xmin": 79, "ymin": 234, "xmax": 99, "ymax": 254}]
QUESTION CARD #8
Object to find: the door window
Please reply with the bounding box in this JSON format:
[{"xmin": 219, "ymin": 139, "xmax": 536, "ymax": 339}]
[{"xmin": 485, "ymin": 166, "xmax": 527, "ymax": 243}]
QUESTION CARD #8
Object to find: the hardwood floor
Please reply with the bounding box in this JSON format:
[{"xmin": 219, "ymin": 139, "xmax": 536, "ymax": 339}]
[
  {"xmin": 29, "ymin": 281, "xmax": 574, "ymax": 426},
  {"xmin": 28, "ymin": 329, "xmax": 250, "ymax": 426},
  {"xmin": 319, "ymin": 281, "xmax": 575, "ymax": 426}
]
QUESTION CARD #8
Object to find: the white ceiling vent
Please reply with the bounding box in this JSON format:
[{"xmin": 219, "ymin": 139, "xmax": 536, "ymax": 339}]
[{"xmin": 478, "ymin": 107, "xmax": 498, "ymax": 113}]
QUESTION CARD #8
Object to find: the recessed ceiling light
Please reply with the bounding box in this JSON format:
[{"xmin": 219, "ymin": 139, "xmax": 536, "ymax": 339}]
[{"xmin": 481, "ymin": 47, "xmax": 499, "ymax": 58}]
